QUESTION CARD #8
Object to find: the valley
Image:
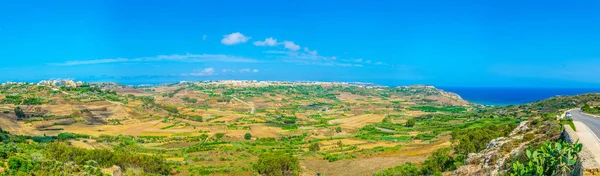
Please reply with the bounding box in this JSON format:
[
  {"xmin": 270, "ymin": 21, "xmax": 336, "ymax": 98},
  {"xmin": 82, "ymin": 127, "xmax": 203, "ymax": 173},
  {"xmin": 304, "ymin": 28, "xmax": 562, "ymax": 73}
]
[{"xmin": 0, "ymin": 80, "xmax": 596, "ymax": 175}]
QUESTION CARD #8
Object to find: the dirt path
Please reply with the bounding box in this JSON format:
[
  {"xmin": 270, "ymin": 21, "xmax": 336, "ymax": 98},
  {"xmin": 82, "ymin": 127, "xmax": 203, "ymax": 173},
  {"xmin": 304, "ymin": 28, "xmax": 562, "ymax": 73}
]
[
  {"xmin": 231, "ymin": 96, "xmax": 255, "ymax": 114},
  {"xmin": 376, "ymin": 127, "xmax": 395, "ymax": 133}
]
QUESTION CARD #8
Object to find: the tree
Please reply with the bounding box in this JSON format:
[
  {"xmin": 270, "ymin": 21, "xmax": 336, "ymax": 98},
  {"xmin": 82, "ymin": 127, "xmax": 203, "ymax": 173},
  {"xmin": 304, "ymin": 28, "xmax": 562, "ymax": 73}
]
[
  {"xmin": 309, "ymin": 143, "xmax": 320, "ymax": 152},
  {"xmin": 14, "ymin": 107, "xmax": 26, "ymax": 120},
  {"xmin": 375, "ymin": 162, "xmax": 421, "ymax": 176},
  {"xmin": 335, "ymin": 127, "xmax": 342, "ymax": 133},
  {"xmin": 421, "ymin": 148, "xmax": 455, "ymax": 175},
  {"xmin": 583, "ymin": 103, "xmax": 592, "ymax": 111},
  {"xmin": 405, "ymin": 118, "xmax": 416, "ymax": 127},
  {"xmin": 244, "ymin": 133, "xmax": 252, "ymax": 140},
  {"xmin": 254, "ymin": 152, "xmax": 299, "ymax": 176},
  {"xmin": 215, "ymin": 133, "xmax": 225, "ymax": 141}
]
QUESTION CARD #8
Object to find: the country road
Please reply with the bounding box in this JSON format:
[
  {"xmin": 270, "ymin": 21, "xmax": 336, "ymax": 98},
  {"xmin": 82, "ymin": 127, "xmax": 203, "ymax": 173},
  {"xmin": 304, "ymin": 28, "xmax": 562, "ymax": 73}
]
[
  {"xmin": 568, "ymin": 109, "xmax": 600, "ymax": 165},
  {"xmin": 231, "ymin": 96, "xmax": 255, "ymax": 114},
  {"xmin": 570, "ymin": 109, "xmax": 600, "ymax": 140}
]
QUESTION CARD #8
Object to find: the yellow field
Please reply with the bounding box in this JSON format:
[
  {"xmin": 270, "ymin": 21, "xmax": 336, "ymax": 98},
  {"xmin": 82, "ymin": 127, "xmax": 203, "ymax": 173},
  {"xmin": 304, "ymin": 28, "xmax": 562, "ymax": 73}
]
[{"xmin": 329, "ymin": 114, "xmax": 387, "ymax": 129}]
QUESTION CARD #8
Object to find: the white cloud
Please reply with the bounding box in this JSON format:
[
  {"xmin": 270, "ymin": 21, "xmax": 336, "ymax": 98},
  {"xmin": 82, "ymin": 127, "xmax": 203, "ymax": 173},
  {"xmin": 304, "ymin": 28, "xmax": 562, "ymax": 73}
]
[
  {"xmin": 304, "ymin": 47, "xmax": 318, "ymax": 55},
  {"xmin": 249, "ymin": 35, "xmax": 387, "ymax": 67},
  {"xmin": 273, "ymin": 51, "xmax": 387, "ymax": 67},
  {"xmin": 222, "ymin": 69, "xmax": 236, "ymax": 73},
  {"xmin": 54, "ymin": 58, "xmax": 135, "ymax": 65},
  {"xmin": 51, "ymin": 53, "xmax": 258, "ymax": 66},
  {"xmin": 181, "ymin": 68, "xmax": 215, "ymax": 76},
  {"xmin": 222, "ymin": 68, "xmax": 259, "ymax": 74},
  {"xmin": 262, "ymin": 50, "xmax": 288, "ymax": 54},
  {"xmin": 239, "ymin": 68, "xmax": 251, "ymax": 73},
  {"xmin": 282, "ymin": 41, "xmax": 301, "ymax": 51},
  {"xmin": 253, "ymin": 37, "xmax": 278, "ymax": 46},
  {"xmin": 221, "ymin": 32, "xmax": 250, "ymax": 45}
]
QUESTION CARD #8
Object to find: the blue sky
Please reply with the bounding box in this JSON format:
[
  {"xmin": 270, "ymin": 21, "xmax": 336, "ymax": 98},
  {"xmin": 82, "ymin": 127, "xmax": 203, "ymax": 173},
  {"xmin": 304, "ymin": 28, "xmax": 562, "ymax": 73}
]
[{"xmin": 0, "ymin": 0, "xmax": 599, "ymax": 87}]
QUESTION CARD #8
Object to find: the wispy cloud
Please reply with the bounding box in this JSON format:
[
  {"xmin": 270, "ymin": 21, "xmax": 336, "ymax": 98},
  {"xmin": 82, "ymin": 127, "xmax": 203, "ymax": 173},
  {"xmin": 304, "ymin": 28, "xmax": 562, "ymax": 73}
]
[
  {"xmin": 280, "ymin": 52, "xmax": 358, "ymax": 67},
  {"xmin": 222, "ymin": 68, "xmax": 259, "ymax": 73},
  {"xmin": 51, "ymin": 53, "xmax": 259, "ymax": 66},
  {"xmin": 269, "ymin": 49, "xmax": 384, "ymax": 67},
  {"xmin": 253, "ymin": 37, "xmax": 277, "ymax": 46},
  {"xmin": 251, "ymin": 35, "xmax": 386, "ymax": 67},
  {"xmin": 282, "ymin": 41, "xmax": 301, "ymax": 51},
  {"xmin": 304, "ymin": 47, "xmax": 318, "ymax": 55},
  {"xmin": 239, "ymin": 68, "xmax": 252, "ymax": 73},
  {"xmin": 221, "ymin": 32, "xmax": 250, "ymax": 45},
  {"xmin": 55, "ymin": 58, "xmax": 136, "ymax": 65},
  {"xmin": 181, "ymin": 68, "xmax": 215, "ymax": 76},
  {"xmin": 262, "ymin": 50, "xmax": 288, "ymax": 54}
]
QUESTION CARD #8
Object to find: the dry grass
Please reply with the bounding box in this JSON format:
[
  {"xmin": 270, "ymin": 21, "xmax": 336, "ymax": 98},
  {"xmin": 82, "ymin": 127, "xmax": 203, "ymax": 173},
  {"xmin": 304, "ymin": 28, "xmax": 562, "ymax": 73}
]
[{"xmin": 328, "ymin": 114, "xmax": 386, "ymax": 129}]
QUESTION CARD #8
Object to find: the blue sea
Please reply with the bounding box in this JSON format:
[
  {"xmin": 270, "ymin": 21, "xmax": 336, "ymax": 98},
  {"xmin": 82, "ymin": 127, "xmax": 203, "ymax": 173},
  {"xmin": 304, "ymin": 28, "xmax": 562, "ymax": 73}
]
[{"xmin": 440, "ymin": 87, "xmax": 600, "ymax": 106}]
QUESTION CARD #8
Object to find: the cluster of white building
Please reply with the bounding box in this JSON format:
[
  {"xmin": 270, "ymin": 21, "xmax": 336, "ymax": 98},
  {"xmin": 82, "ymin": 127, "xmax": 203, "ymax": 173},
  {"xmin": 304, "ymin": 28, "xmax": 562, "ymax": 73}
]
[
  {"xmin": 37, "ymin": 80, "xmax": 84, "ymax": 87},
  {"xmin": 182, "ymin": 80, "xmax": 383, "ymax": 88}
]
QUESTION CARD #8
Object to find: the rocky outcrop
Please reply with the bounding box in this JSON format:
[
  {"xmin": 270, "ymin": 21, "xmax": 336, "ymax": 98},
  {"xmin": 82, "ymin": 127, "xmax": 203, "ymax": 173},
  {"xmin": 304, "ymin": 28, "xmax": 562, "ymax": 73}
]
[
  {"xmin": 396, "ymin": 85, "xmax": 469, "ymax": 106},
  {"xmin": 453, "ymin": 120, "xmax": 562, "ymax": 176},
  {"xmin": 453, "ymin": 121, "xmax": 530, "ymax": 175}
]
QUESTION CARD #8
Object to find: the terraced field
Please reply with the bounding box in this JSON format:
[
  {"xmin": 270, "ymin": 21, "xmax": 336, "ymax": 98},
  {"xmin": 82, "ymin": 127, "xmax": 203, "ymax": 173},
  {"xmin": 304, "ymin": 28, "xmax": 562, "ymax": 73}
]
[{"xmin": 0, "ymin": 81, "xmax": 512, "ymax": 175}]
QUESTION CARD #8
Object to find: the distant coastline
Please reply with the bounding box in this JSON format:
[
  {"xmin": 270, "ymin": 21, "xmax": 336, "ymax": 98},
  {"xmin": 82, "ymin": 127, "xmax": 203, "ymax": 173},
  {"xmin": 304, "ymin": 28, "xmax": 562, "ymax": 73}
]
[
  {"xmin": 441, "ymin": 87, "xmax": 600, "ymax": 106},
  {"xmin": 3, "ymin": 79, "xmax": 599, "ymax": 107}
]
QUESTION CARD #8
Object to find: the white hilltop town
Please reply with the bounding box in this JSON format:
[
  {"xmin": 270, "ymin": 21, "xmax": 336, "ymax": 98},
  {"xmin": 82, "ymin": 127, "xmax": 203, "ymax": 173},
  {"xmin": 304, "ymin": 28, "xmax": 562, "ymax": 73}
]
[
  {"xmin": 36, "ymin": 80, "xmax": 84, "ymax": 87},
  {"xmin": 1, "ymin": 79, "xmax": 396, "ymax": 90},
  {"xmin": 1, "ymin": 80, "xmax": 83, "ymax": 88}
]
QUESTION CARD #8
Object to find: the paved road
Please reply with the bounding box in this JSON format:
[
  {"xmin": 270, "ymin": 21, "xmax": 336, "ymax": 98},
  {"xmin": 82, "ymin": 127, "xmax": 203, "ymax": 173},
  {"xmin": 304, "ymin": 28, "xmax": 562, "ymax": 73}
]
[
  {"xmin": 570, "ymin": 109, "xmax": 600, "ymax": 140},
  {"xmin": 569, "ymin": 109, "xmax": 600, "ymax": 166}
]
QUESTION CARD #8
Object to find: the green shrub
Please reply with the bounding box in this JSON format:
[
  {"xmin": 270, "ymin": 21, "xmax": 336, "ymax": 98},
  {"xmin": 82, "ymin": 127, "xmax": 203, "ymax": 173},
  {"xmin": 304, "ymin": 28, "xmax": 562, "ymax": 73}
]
[
  {"xmin": 405, "ymin": 118, "xmax": 416, "ymax": 127},
  {"xmin": 511, "ymin": 141, "xmax": 582, "ymax": 176},
  {"xmin": 308, "ymin": 143, "xmax": 320, "ymax": 152},
  {"xmin": 421, "ymin": 148, "xmax": 456, "ymax": 175},
  {"xmin": 254, "ymin": 152, "xmax": 299, "ymax": 176},
  {"xmin": 375, "ymin": 162, "xmax": 421, "ymax": 176}
]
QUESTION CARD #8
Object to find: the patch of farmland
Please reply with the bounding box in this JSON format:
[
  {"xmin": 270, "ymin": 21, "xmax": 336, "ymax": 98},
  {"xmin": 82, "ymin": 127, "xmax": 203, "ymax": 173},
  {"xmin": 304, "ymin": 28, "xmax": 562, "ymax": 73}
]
[{"xmin": 328, "ymin": 114, "xmax": 386, "ymax": 129}]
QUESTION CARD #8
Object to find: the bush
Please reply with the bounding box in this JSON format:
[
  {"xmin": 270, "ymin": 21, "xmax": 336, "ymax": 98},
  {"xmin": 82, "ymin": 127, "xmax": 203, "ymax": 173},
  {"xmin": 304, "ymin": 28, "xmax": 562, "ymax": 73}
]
[
  {"xmin": 22, "ymin": 97, "xmax": 45, "ymax": 105},
  {"xmin": 375, "ymin": 162, "xmax": 421, "ymax": 176},
  {"xmin": 421, "ymin": 148, "xmax": 455, "ymax": 175},
  {"xmin": 161, "ymin": 105, "xmax": 179, "ymax": 114},
  {"xmin": 452, "ymin": 124, "xmax": 516, "ymax": 157},
  {"xmin": 511, "ymin": 141, "xmax": 582, "ymax": 176},
  {"xmin": 215, "ymin": 133, "xmax": 225, "ymax": 141},
  {"xmin": 44, "ymin": 142, "xmax": 171, "ymax": 175},
  {"xmin": 309, "ymin": 143, "xmax": 320, "ymax": 152},
  {"xmin": 244, "ymin": 133, "xmax": 252, "ymax": 140},
  {"xmin": 254, "ymin": 152, "xmax": 299, "ymax": 176},
  {"xmin": 14, "ymin": 107, "xmax": 26, "ymax": 120},
  {"xmin": 405, "ymin": 118, "xmax": 416, "ymax": 127},
  {"xmin": 375, "ymin": 148, "xmax": 457, "ymax": 175}
]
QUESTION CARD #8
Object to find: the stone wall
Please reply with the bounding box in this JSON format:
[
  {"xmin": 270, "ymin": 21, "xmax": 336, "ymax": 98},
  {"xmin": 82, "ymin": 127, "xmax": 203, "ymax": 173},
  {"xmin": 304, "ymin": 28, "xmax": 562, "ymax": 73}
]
[{"xmin": 562, "ymin": 125, "xmax": 600, "ymax": 175}]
